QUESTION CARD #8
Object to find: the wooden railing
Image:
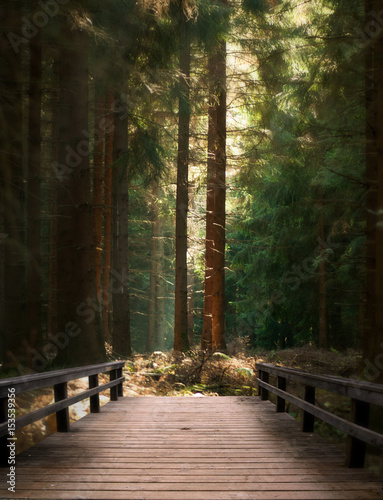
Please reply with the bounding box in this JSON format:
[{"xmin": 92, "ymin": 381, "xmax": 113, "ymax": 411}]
[
  {"xmin": 0, "ymin": 361, "xmax": 125, "ymax": 467},
  {"xmin": 256, "ymin": 362, "xmax": 383, "ymax": 468}
]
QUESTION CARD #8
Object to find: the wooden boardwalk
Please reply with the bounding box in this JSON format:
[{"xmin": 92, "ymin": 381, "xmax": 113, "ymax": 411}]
[{"xmin": 1, "ymin": 396, "xmax": 382, "ymax": 500}]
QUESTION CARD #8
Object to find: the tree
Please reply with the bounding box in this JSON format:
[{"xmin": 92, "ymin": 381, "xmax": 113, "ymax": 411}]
[
  {"xmin": 0, "ymin": 1, "xmax": 27, "ymax": 370},
  {"xmin": 102, "ymin": 90, "xmax": 114, "ymax": 342},
  {"xmin": 148, "ymin": 183, "xmax": 166, "ymax": 351},
  {"xmin": 201, "ymin": 0, "xmax": 228, "ymax": 352},
  {"xmin": 27, "ymin": 27, "xmax": 42, "ymax": 357},
  {"xmin": 93, "ymin": 86, "xmax": 105, "ymax": 323},
  {"xmin": 363, "ymin": 0, "xmax": 383, "ymax": 382},
  {"xmin": 227, "ymin": 0, "xmax": 366, "ymax": 351},
  {"xmin": 174, "ymin": 6, "xmax": 191, "ymax": 352},
  {"xmin": 210, "ymin": 38, "xmax": 227, "ymax": 352},
  {"xmin": 55, "ymin": 2, "xmax": 105, "ymax": 366},
  {"xmin": 112, "ymin": 96, "xmax": 132, "ymax": 357},
  {"xmin": 201, "ymin": 74, "xmax": 216, "ymax": 351}
]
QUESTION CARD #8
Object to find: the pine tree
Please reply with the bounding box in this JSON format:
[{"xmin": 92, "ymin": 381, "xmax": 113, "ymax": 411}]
[
  {"xmin": 55, "ymin": 1, "xmax": 105, "ymax": 366},
  {"xmin": 0, "ymin": 1, "xmax": 27, "ymax": 370},
  {"xmin": 112, "ymin": 96, "xmax": 132, "ymax": 357},
  {"xmin": 174, "ymin": 6, "xmax": 191, "ymax": 352},
  {"xmin": 363, "ymin": 0, "xmax": 383, "ymax": 381},
  {"xmin": 102, "ymin": 91, "xmax": 114, "ymax": 343}
]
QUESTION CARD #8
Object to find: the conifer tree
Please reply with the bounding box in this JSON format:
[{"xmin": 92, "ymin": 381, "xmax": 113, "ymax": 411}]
[
  {"xmin": 0, "ymin": 1, "xmax": 27, "ymax": 369},
  {"xmin": 112, "ymin": 95, "xmax": 131, "ymax": 357},
  {"xmin": 363, "ymin": 0, "xmax": 383, "ymax": 381},
  {"xmin": 55, "ymin": 1, "xmax": 106, "ymax": 365},
  {"xmin": 174, "ymin": 5, "xmax": 191, "ymax": 352}
]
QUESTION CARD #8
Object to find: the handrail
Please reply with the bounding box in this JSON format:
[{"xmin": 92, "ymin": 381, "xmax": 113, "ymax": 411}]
[
  {"xmin": 256, "ymin": 362, "xmax": 383, "ymax": 468},
  {"xmin": 0, "ymin": 361, "xmax": 125, "ymax": 467}
]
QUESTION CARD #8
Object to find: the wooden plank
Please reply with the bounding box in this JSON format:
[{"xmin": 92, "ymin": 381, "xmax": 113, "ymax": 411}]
[
  {"xmin": 0, "ymin": 490, "xmax": 381, "ymax": 499},
  {"xmin": 0, "ymin": 397, "xmax": 382, "ymax": 500},
  {"xmin": 13, "ymin": 473, "xmax": 380, "ymax": 483},
  {"xmin": 7, "ymin": 481, "xmax": 383, "ymax": 492}
]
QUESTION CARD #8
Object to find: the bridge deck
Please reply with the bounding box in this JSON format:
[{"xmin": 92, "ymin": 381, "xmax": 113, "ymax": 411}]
[{"xmin": 1, "ymin": 396, "xmax": 382, "ymax": 500}]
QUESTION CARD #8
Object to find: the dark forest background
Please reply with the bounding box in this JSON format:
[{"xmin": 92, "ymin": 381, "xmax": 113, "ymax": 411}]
[{"xmin": 1, "ymin": 0, "xmax": 383, "ymax": 383}]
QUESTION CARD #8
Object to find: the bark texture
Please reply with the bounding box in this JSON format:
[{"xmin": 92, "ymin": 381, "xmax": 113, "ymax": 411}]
[
  {"xmin": 112, "ymin": 99, "xmax": 131, "ymax": 357},
  {"xmin": 0, "ymin": 1, "xmax": 26, "ymax": 369},
  {"xmin": 203, "ymin": 39, "xmax": 227, "ymax": 352},
  {"xmin": 174, "ymin": 15, "xmax": 191, "ymax": 352},
  {"xmin": 56, "ymin": 3, "xmax": 105, "ymax": 366}
]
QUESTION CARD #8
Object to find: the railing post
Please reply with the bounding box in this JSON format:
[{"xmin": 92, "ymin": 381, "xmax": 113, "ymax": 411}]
[
  {"xmin": 117, "ymin": 367, "xmax": 123, "ymax": 397},
  {"xmin": 257, "ymin": 369, "xmax": 263, "ymax": 398},
  {"xmin": 110, "ymin": 369, "xmax": 118, "ymax": 401},
  {"xmin": 277, "ymin": 376, "xmax": 286, "ymax": 412},
  {"xmin": 260, "ymin": 370, "xmax": 269, "ymax": 401},
  {"xmin": 89, "ymin": 374, "xmax": 100, "ymax": 413},
  {"xmin": 345, "ymin": 399, "xmax": 370, "ymax": 468},
  {"xmin": 302, "ymin": 385, "xmax": 315, "ymax": 432},
  {"xmin": 0, "ymin": 396, "xmax": 8, "ymax": 468},
  {"xmin": 54, "ymin": 382, "xmax": 70, "ymax": 432}
]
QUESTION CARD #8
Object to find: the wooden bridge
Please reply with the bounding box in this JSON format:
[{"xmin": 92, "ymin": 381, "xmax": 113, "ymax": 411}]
[{"xmin": 1, "ymin": 362, "xmax": 383, "ymax": 500}]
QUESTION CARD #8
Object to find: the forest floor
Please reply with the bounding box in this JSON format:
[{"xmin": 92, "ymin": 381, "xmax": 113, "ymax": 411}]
[{"xmin": 13, "ymin": 343, "xmax": 383, "ymax": 476}]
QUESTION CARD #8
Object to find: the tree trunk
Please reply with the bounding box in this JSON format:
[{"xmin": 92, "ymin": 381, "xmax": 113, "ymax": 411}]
[
  {"xmin": 210, "ymin": 41, "xmax": 227, "ymax": 352},
  {"xmin": 48, "ymin": 59, "xmax": 59, "ymax": 343},
  {"xmin": 174, "ymin": 14, "xmax": 191, "ymax": 352},
  {"xmin": 93, "ymin": 87, "xmax": 105, "ymax": 319},
  {"xmin": 102, "ymin": 91, "xmax": 114, "ymax": 343},
  {"xmin": 112, "ymin": 98, "xmax": 131, "ymax": 357},
  {"xmin": 0, "ymin": 1, "xmax": 27, "ymax": 371},
  {"xmin": 372, "ymin": 1, "xmax": 383, "ymax": 382},
  {"xmin": 148, "ymin": 183, "xmax": 164, "ymax": 352},
  {"xmin": 201, "ymin": 104, "xmax": 216, "ymax": 351},
  {"xmin": 27, "ymin": 29, "xmax": 42, "ymax": 362},
  {"xmin": 318, "ymin": 188, "xmax": 327, "ymax": 349},
  {"xmin": 156, "ymin": 231, "xmax": 166, "ymax": 350},
  {"xmin": 187, "ymin": 181, "xmax": 196, "ymax": 348},
  {"xmin": 363, "ymin": 0, "xmax": 378, "ymax": 360},
  {"xmin": 187, "ymin": 257, "xmax": 195, "ymax": 348},
  {"xmin": 362, "ymin": 0, "xmax": 383, "ymax": 384},
  {"xmin": 55, "ymin": 2, "xmax": 105, "ymax": 367}
]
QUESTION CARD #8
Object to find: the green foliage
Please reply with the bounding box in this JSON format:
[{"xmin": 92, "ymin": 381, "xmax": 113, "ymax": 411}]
[{"xmin": 226, "ymin": 0, "xmax": 366, "ymax": 351}]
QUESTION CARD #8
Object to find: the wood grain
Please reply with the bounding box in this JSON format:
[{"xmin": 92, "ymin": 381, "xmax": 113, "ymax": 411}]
[{"xmin": 1, "ymin": 396, "xmax": 382, "ymax": 500}]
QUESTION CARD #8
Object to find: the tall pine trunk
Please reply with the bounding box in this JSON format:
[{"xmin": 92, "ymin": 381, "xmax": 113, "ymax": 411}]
[
  {"xmin": 364, "ymin": 0, "xmax": 378, "ymax": 360},
  {"xmin": 318, "ymin": 188, "xmax": 327, "ymax": 349},
  {"xmin": 0, "ymin": 1, "xmax": 26, "ymax": 370},
  {"xmin": 187, "ymin": 181, "xmax": 196, "ymax": 347},
  {"xmin": 148, "ymin": 183, "xmax": 164, "ymax": 352},
  {"xmin": 102, "ymin": 91, "xmax": 114, "ymax": 342},
  {"xmin": 48, "ymin": 59, "xmax": 59, "ymax": 342},
  {"xmin": 363, "ymin": 0, "xmax": 383, "ymax": 380},
  {"xmin": 93, "ymin": 88, "xmax": 105, "ymax": 315},
  {"xmin": 375, "ymin": 23, "xmax": 383, "ymax": 377},
  {"xmin": 209, "ymin": 42, "xmax": 226, "ymax": 350},
  {"xmin": 174, "ymin": 13, "xmax": 191, "ymax": 352},
  {"xmin": 55, "ymin": 3, "xmax": 105, "ymax": 366},
  {"xmin": 112, "ymin": 98, "xmax": 131, "ymax": 357},
  {"xmin": 27, "ymin": 30, "xmax": 42, "ymax": 359},
  {"xmin": 201, "ymin": 102, "xmax": 216, "ymax": 351}
]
